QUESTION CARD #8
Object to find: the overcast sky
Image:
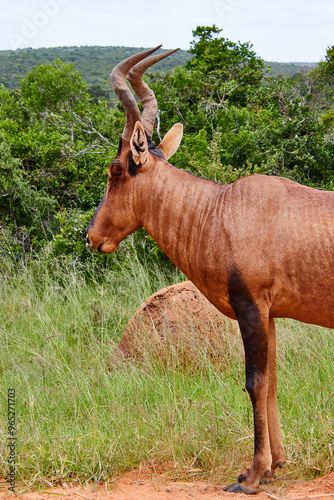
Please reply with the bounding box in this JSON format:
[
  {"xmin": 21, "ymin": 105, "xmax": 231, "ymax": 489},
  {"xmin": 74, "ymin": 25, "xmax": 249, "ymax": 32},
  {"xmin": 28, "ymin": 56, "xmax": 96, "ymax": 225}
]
[{"xmin": 0, "ymin": 0, "xmax": 333, "ymax": 62}]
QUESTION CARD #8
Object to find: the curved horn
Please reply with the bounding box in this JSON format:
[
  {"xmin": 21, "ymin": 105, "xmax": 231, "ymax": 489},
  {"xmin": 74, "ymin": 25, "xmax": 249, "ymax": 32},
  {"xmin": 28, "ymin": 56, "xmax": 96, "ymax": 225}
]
[
  {"xmin": 127, "ymin": 48, "xmax": 180, "ymax": 137},
  {"xmin": 110, "ymin": 46, "xmax": 162, "ymax": 141}
]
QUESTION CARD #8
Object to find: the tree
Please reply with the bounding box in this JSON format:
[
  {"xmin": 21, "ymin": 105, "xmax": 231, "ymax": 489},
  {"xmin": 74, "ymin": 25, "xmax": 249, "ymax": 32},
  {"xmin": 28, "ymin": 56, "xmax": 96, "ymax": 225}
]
[
  {"xmin": 0, "ymin": 61, "xmax": 118, "ymax": 257},
  {"xmin": 19, "ymin": 59, "xmax": 89, "ymax": 114},
  {"xmin": 0, "ymin": 141, "xmax": 55, "ymax": 259},
  {"xmin": 150, "ymin": 27, "xmax": 334, "ymax": 189},
  {"xmin": 149, "ymin": 25, "xmax": 267, "ymax": 143},
  {"xmin": 186, "ymin": 25, "xmax": 266, "ymax": 104},
  {"xmin": 325, "ymin": 44, "xmax": 334, "ymax": 75}
]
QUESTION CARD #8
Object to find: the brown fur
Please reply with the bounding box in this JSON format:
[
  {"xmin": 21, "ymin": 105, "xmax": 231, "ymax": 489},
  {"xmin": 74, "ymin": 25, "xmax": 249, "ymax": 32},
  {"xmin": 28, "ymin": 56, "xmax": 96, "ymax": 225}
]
[{"xmin": 87, "ymin": 49, "xmax": 334, "ymax": 494}]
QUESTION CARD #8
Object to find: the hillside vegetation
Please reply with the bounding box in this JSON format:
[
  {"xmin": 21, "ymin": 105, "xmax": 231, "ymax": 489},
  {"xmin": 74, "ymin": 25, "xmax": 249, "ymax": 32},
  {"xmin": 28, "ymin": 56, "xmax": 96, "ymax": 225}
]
[
  {"xmin": 0, "ymin": 45, "xmax": 191, "ymax": 94},
  {"xmin": 0, "ymin": 44, "xmax": 317, "ymax": 93},
  {"xmin": 265, "ymin": 61, "xmax": 318, "ymax": 78}
]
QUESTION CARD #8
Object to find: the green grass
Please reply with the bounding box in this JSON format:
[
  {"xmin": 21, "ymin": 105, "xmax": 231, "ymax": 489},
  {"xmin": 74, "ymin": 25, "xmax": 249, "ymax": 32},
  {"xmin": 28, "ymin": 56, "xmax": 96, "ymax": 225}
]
[{"xmin": 0, "ymin": 246, "xmax": 333, "ymax": 491}]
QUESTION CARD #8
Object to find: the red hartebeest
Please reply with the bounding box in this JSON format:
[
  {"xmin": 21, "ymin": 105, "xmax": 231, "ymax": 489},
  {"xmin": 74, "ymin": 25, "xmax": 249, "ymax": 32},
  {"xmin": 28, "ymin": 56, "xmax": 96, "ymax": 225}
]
[{"xmin": 86, "ymin": 47, "xmax": 334, "ymax": 494}]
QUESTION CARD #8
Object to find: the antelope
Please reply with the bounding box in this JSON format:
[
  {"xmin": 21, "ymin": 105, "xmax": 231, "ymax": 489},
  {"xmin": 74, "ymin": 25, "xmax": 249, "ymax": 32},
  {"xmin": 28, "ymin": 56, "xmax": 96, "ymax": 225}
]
[{"xmin": 86, "ymin": 46, "xmax": 334, "ymax": 494}]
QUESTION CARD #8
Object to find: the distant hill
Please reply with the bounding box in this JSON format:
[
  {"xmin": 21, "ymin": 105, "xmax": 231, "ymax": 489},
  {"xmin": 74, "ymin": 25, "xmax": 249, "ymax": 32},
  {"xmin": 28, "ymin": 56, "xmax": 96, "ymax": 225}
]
[
  {"xmin": 0, "ymin": 45, "xmax": 191, "ymax": 94},
  {"xmin": 0, "ymin": 45, "xmax": 317, "ymax": 95},
  {"xmin": 265, "ymin": 61, "xmax": 318, "ymax": 78}
]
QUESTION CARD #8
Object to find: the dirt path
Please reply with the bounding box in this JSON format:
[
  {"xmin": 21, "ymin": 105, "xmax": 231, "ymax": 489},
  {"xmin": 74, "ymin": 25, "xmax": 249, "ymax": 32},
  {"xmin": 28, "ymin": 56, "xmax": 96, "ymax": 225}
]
[{"xmin": 1, "ymin": 468, "xmax": 334, "ymax": 500}]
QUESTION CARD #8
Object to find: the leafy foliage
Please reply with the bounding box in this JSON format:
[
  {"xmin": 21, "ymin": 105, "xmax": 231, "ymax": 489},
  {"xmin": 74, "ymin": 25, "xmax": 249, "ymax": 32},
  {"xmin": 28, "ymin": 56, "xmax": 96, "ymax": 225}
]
[
  {"xmin": 149, "ymin": 27, "xmax": 334, "ymax": 189},
  {"xmin": 0, "ymin": 140, "xmax": 55, "ymax": 259},
  {"xmin": 0, "ymin": 72, "xmax": 114, "ymax": 265},
  {"xmin": 325, "ymin": 44, "xmax": 334, "ymax": 74},
  {"xmin": 187, "ymin": 25, "xmax": 266, "ymax": 98}
]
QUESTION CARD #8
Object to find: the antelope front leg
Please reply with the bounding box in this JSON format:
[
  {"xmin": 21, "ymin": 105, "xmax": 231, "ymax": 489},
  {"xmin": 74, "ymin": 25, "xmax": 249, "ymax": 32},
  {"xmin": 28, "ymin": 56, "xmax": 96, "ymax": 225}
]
[
  {"xmin": 224, "ymin": 278, "xmax": 272, "ymax": 493},
  {"xmin": 237, "ymin": 324, "xmax": 272, "ymax": 492},
  {"xmin": 224, "ymin": 320, "xmax": 271, "ymax": 493}
]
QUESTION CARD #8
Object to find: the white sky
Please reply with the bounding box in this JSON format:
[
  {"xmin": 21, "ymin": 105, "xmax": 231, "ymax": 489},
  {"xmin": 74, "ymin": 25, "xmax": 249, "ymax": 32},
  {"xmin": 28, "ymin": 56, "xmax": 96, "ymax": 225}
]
[{"xmin": 0, "ymin": 0, "xmax": 333, "ymax": 62}]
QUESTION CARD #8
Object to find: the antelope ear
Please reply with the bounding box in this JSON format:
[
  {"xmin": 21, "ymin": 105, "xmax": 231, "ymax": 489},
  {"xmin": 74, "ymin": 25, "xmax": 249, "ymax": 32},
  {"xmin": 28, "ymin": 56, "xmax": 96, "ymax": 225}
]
[
  {"xmin": 158, "ymin": 123, "xmax": 183, "ymax": 160},
  {"xmin": 130, "ymin": 121, "xmax": 148, "ymax": 165}
]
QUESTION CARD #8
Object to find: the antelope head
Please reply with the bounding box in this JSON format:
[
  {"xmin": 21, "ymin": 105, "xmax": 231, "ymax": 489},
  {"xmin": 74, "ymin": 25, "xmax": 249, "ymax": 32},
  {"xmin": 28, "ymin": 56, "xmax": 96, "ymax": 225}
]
[{"xmin": 86, "ymin": 46, "xmax": 183, "ymax": 253}]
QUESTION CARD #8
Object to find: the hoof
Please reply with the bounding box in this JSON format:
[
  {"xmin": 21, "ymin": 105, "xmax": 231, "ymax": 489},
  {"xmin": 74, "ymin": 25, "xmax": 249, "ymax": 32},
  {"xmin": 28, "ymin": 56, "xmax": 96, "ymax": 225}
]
[
  {"xmin": 271, "ymin": 460, "xmax": 285, "ymax": 473},
  {"xmin": 260, "ymin": 469, "xmax": 274, "ymax": 485},
  {"xmin": 223, "ymin": 482, "xmax": 258, "ymax": 494}
]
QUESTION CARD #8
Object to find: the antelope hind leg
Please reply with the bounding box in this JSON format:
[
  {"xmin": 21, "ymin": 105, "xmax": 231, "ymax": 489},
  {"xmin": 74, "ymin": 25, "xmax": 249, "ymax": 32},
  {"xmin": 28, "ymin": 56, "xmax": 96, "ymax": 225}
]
[{"xmin": 263, "ymin": 317, "xmax": 285, "ymax": 481}]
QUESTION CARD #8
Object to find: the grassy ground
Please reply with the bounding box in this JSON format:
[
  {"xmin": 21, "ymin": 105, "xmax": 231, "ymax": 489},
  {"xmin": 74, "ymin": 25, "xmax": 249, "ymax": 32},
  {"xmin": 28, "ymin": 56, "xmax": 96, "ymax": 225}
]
[{"xmin": 0, "ymin": 246, "xmax": 333, "ymax": 490}]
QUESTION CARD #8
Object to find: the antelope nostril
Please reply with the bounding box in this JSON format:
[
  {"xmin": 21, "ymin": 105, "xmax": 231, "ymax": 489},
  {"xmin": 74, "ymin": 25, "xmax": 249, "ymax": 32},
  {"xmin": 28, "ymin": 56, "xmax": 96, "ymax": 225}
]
[
  {"xmin": 97, "ymin": 242, "xmax": 105, "ymax": 253},
  {"xmin": 86, "ymin": 234, "xmax": 91, "ymax": 246}
]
